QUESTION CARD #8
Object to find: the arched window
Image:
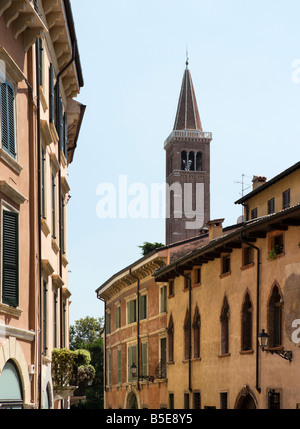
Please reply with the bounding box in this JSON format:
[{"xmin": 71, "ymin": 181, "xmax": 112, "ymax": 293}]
[
  {"xmin": 181, "ymin": 151, "xmax": 187, "ymax": 170},
  {"xmin": 193, "ymin": 306, "xmax": 201, "ymax": 358},
  {"xmin": 268, "ymin": 284, "xmax": 283, "ymax": 347},
  {"xmin": 184, "ymin": 309, "xmax": 190, "ymax": 360},
  {"xmin": 188, "ymin": 151, "xmax": 195, "ymax": 171},
  {"xmin": 196, "ymin": 152, "xmax": 202, "ymax": 171},
  {"xmin": 241, "ymin": 292, "xmax": 253, "ymax": 351},
  {"xmin": 168, "ymin": 314, "xmax": 174, "ymax": 362},
  {"xmin": 0, "ymin": 360, "xmax": 23, "ymax": 409},
  {"xmin": 220, "ymin": 297, "xmax": 230, "ymax": 354}
]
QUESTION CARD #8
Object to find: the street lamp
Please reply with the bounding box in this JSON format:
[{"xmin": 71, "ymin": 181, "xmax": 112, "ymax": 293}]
[
  {"xmin": 258, "ymin": 329, "xmax": 293, "ymax": 362},
  {"xmin": 130, "ymin": 363, "xmax": 155, "ymax": 382}
]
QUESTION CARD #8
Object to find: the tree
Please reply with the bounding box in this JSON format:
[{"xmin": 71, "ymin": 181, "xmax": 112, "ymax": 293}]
[
  {"xmin": 139, "ymin": 241, "xmax": 164, "ymax": 256},
  {"xmin": 69, "ymin": 316, "xmax": 104, "ymax": 409}
]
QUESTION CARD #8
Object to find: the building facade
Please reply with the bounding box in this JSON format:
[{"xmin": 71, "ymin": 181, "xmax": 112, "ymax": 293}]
[
  {"xmin": 154, "ymin": 162, "xmax": 300, "ymax": 409},
  {"xmin": 0, "ymin": 0, "xmax": 84, "ymax": 409}
]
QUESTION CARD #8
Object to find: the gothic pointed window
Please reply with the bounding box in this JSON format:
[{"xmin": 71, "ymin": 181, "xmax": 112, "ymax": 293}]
[
  {"xmin": 220, "ymin": 297, "xmax": 230, "ymax": 354},
  {"xmin": 168, "ymin": 314, "xmax": 174, "ymax": 362},
  {"xmin": 268, "ymin": 284, "xmax": 283, "ymax": 348},
  {"xmin": 196, "ymin": 152, "xmax": 202, "ymax": 171},
  {"xmin": 184, "ymin": 309, "xmax": 190, "ymax": 360},
  {"xmin": 193, "ymin": 306, "xmax": 201, "ymax": 358},
  {"xmin": 181, "ymin": 151, "xmax": 187, "ymax": 170},
  {"xmin": 241, "ymin": 292, "xmax": 253, "ymax": 351}
]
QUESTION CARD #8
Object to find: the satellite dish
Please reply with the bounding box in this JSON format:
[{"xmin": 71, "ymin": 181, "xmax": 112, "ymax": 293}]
[{"xmin": 237, "ymin": 215, "xmax": 244, "ymax": 224}]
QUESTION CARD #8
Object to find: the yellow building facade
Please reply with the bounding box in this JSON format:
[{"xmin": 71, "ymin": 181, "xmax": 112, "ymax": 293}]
[{"xmin": 155, "ymin": 162, "xmax": 300, "ymax": 409}]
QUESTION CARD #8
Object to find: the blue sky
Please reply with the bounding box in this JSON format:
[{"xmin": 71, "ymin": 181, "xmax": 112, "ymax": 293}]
[{"xmin": 67, "ymin": 0, "xmax": 300, "ymax": 324}]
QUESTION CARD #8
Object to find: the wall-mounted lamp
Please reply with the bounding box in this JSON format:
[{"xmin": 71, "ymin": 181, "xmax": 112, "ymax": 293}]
[
  {"xmin": 258, "ymin": 329, "xmax": 293, "ymax": 362},
  {"xmin": 131, "ymin": 363, "xmax": 155, "ymax": 383}
]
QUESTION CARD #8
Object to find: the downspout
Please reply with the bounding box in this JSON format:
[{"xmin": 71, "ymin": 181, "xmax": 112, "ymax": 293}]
[
  {"xmin": 55, "ymin": 42, "xmax": 76, "ymax": 347},
  {"xmin": 240, "ymin": 233, "xmax": 261, "ymax": 393},
  {"xmin": 35, "ymin": 39, "xmax": 43, "ymax": 410},
  {"xmin": 175, "ymin": 264, "xmax": 192, "ymax": 393},
  {"xmin": 129, "ymin": 269, "xmax": 140, "ymax": 391}
]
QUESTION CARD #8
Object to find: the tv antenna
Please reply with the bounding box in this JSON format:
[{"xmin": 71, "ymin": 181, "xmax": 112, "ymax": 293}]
[{"xmin": 234, "ymin": 174, "xmax": 251, "ymax": 197}]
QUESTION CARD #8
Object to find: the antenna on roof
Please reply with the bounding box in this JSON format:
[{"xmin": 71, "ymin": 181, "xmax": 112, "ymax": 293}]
[{"xmin": 234, "ymin": 174, "xmax": 251, "ymax": 197}]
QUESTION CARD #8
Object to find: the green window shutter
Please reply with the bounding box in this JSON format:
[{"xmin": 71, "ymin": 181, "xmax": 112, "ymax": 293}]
[
  {"xmin": 2, "ymin": 211, "xmax": 19, "ymax": 307},
  {"xmin": 61, "ymin": 196, "xmax": 65, "ymax": 254},
  {"xmin": 0, "ymin": 82, "xmax": 16, "ymax": 158},
  {"xmin": 49, "ymin": 64, "xmax": 54, "ymax": 123},
  {"xmin": 141, "ymin": 342, "xmax": 148, "ymax": 376},
  {"xmin": 63, "ymin": 113, "xmax": 68, "ymax": 159},
  {"xmin": 51, "ymin": 174, "xmax": 56, "ymax": 238},
  {"xmin": 53, "ymin": 293, "xmax": 57, "ymax": 347},
  {"xmin": 128, "ymin": 345, "xmax": 137, "ymax": 382},
  {"xmin": 140, "ymin": 295, "xmax": 147, "ymax": 320},
  {"xmin": 128, "ymin": 299, "xmax": 136, "ymax": 324},
  {"xmin": 117, "ymin": 349, "xmax": 122, "ymax": 384},
  {"xmin": 43, "ymin": 281, "xmax": 47, "ymax": 355},
  {"xmin": 36, "ymin": 38, "xmax": 42, "ymax": 86},
  {"xmin": 56, "ymin": 97, "xmax": 63, "ymax": 150}
]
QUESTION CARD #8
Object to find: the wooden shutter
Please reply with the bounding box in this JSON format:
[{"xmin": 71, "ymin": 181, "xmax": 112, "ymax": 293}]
[
  {"xmin": 141, "ymin": 342, "xmax": 148, "ymax": 376},
  {"xmin": 2, "ymin": 210, "xmax": 19, "ymax": 307},
  {"xmin": 63, "ymin": 113, "xmax": 68, "ymax": 159},
  {"xmin": 117, "ymin": 349, "xmax": 122, "ymax": 384},
  {"xmin": 0, "ymin": 82, "xmax": 15, "ymax": 158},
  {"xmin": 49, "ymin": 64, "xmax": 55, "ymax": 123},
  {"xmin": 36, "ymin": 38, "xmax": 42, "ymax": 86},
  {"xmin": 43, "ymin": 280, "xmax": 47, "ymax": 355}
]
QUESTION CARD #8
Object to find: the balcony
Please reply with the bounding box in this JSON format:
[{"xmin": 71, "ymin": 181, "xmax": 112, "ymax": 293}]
[{"xmin": 164, "ymin": 130, "xmax": 212, "ymax": 148}]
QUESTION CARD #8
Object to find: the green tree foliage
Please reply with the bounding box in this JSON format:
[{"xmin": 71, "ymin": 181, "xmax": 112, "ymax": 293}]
[
  {"xmin": 139, "ymin": 241, "xmax": 164, "ymax": 256},
  {"xmin": 69, "ymin": 317, "xmax": 104, "ymax": 409}
]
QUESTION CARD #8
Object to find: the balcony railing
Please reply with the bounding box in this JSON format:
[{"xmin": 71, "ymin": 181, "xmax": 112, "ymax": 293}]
[{"xmin": 164, "ymin": 130, "xmax": 212, "ymax": 148}]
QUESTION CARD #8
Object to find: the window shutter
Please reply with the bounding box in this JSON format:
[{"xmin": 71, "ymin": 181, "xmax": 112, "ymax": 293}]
[
  {"xmin": 63, "ymin": 113, "xmax": 68, "ymax": 159},
  {"xmin": 141, "ymin": 342, "xmax": 148, "ymax": 376},
  {"xmin": 36, "ymin": 38, "xmax": 42, "ymax": 86},
  {"xmin": 49, "ymin": 64, "xmax": 54, "ymax": 123},
  {"xmin": 117, "ymin": 349, "xmax": 122, "ymax": 384},
  {"xmin": 56, "ymin": 97, "xmax": 63, "ymax": 150},
  {"xmin": 0, "ymin": 82, "xmax": 15, "ymax": 158},
  {"xmin": 2, "ymin": 211, "xmax": 19, "ymax": 307},
  {"xmin": 43, "ymin": 280, "xmax": 47, "ymax": 355}
]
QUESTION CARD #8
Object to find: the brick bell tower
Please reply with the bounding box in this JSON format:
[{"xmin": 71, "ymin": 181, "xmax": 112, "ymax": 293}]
[{"xmin": 165, "ymin": 59, "xmax": 212, "ymax": 245}]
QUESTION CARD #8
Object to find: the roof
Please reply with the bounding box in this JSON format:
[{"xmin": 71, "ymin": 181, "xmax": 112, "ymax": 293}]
[
  {"xmin": 154, "ymin": 204, "xmax": 300, "ymax": 282},
  {"xmin": 235, "ymin": 161, "xmax": 300, "ymax": 205},
  {"xmin": 173, "ymin": 65, "xmax": 202, "ymax": 131}
]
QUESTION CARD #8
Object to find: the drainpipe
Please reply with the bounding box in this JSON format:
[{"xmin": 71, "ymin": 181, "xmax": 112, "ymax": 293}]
[
  {"xmin": 129, "ymin": 269, "xmax": 140, "ymax": 391},
  {"xmin": 240, "ymin": 233, "xmax": 261, "ymax": 394},
  {"xmin": 55, "ymin": 42, "xmax": 76, "ymax": 347},
  {"xmin": 35, "ymin": 39, "xmax": 43, "ymax": 410},
  {"xmin": 175, "ymin": 264, "xmax": 192, "ymax": 393}
]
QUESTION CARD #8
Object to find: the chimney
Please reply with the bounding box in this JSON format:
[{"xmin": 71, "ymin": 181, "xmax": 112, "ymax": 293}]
[
  {"xmin": 206, "ymin": 219, "xmax": 225, "ymax": 241},
  {"xmin": 252, "ymin": 176, "xmax": 267, "ymax": 190}
]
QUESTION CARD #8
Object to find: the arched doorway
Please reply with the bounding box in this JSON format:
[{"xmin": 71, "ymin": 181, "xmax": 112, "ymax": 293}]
[
  {"xmin": 126, "ymin": 391, "xmax": 139, "ymax": 409},
  {"xmin": 0, "ymin": 360, "xmax": 23, "ymax": 409},
  {"xmin": 235, "ymin": 387, "xmax": 257, "ymax": 409}
]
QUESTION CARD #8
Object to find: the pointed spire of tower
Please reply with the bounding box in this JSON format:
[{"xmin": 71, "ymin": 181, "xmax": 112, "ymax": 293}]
[{"xmin": 173, "ymin": 60, "xmax": 203, "ymax": 131}]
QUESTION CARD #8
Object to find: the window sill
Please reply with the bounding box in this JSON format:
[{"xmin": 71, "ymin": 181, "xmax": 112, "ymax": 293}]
[
  {"xmin": 239, "ymin": 349, "xmax": 254, "ymax": 355},
  {"xmin": 240, "ymin": 263, "xmax": 254, "ymax": 271},
  {"xmin": 267, "ymin": 253, "xmax": 285, "ymax": 261},
  {"xmin": 192, "ymin": 283, "xmax": 201, "ymax": 289},
  {"xmin": 219, "ymin": 272, "xmax": 231, "ymax": 279},
  {"xmin": 0, "ymin": 148, "xmax": 23, "ymax": 175},
  {"xmin": 218, "ymin": 352, "xmax": 231, "ymax": 358},
  {"xmin": 0, "ymin": 303, "xmax": 22, "ymax": 318},
  {"xmin": 168, "ymin": 294, "xmax": 175, "ymax": 299}
]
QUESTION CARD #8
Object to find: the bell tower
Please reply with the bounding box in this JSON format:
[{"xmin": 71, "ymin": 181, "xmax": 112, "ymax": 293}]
[{"xmin": 165, "ymin": 60, "xmax": 212, "ymax": 245}]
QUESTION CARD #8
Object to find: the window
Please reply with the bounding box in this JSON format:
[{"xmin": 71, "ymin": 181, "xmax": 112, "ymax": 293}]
[
  {"xmin": 194, "ymin": 267, "xmax": 201, "ymax": 285},
  {"xmin": 42, "ymin": 280, "xmax": 48, "ymax": 355},
  {"xmin": 221, "ymin": 254, "xmax": 231, "ymax": 275},
  {"xmin": 160, "ymin": 285, "xmax": 167, "ymax": 313},
  {"xmin": 105, "ymin": 312, "xmax": 111, "ymax": 335},
  {"xmin": 184, "ymin": 393, "xmax": 190, "ymax": 409},
  {"xmin": 188, "ymin": 151, "xmax": 194, "ymax": 171},
  {"xmin": 0, "ymin": 81, "xmax": 16, "ymax": 158},
  {"xmin": 127, "ymin": 344, "xmax": 137, "ymax": 382},
  {"xmin": 53, "ymin": 292, "xmax": 58, "ymax": 348},
  {"xmin": 282, "ymin": 189, "xmax": 290, "ymax": 209},
  {"xmin": 51, "ymin": 173, "xmax": 56, "ymax": 239},
  {"xmin": 196, "ymin": 152, "xmax": 202, "ymax": 171},
  {"xmin": 269, "ymin": 232, "xmax": 284, "ymax": 258},
  {"xmin": 268, "ymin": 284, "xmax": 282, "ymax": 347},
  {"xmin": 181, "ymin": 151, "xmax": 187, "ymax": 170},
  {"xmin": 140, "ymin": 294, "xmax": 147, "ymax": 320},
  {"xmin": 251, "ymin": 208, "xmax": 257, "ymax": 219},
  {"xmin": 184, "ymin": 309, "xmax": 190, "ymax": 360},
  {"xmin": 127, "ymin": 299, "xmax": 137, "ymax": 324},
  {"xmin": 193, "ymin": 306, "xmax": 201, "ymax": 358},
  {"xmin": 169, "ymin": 393, "xmax": 174, "ymax": 410},
  {"xmin": 168, "ymin": 314, "xmax": 174, "ymax": 362},
  {"xmin": 220, "ymin": 392, "xmax": 228, "ymax": 409},
  {"xmin": 115, "ymin": 306, "xmax": 121, "ymax": 329},
  {"xmin": 184, "ymin": 272, "xmax": 191, "ymax": 289},
  {"xmin": 107, "ymin": 350, "xmax": 111, "ymax": 386},
  {"xmin": 141, "ymin": 342, "xmax": 148, "ymax": 377},
  {"xmin": 2, "ymin": 209, "xmax": 19, "ymax": 307},
  {"xmin": 241, "ymin": 292, "xmax": 253, "ymax": 351},
  {"xmin": 268, "ymin": 198, "xmax": 275, "ymax": 214},
  {"xmin": 61, "ymin": 195, "xmax": 65, "ymax": 254},
  {"xmin": 117, "ymin": 348, "xmax": 122, "ymax": 384},
  {"xmin": 168, "ymin": 280, "xmax": 174, "ymax": 296},
  {"xmin": 159, "ymin": 337, "xmax": 167, "ymax": 378},
  {"xmin": 193, "ymin": 392, "xmax": 201, "ymax": 409},
  {"xmin": 220, "ymin": 297, "xmax": 230, "ymax": 354},
  {"xmin": 268, "ymin": 390, "xmax": 280, "ymax": 409},
  {"xmin": 41, "ymin": 146, "xmax": 46, "ymax": 219},
  {"xmin": 49, "ymin": 64, "xmax": 55, "ymax": 124},
  {"xmin": 242, "ymin": 246, "xmax": 254, "ymax": 267}
]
